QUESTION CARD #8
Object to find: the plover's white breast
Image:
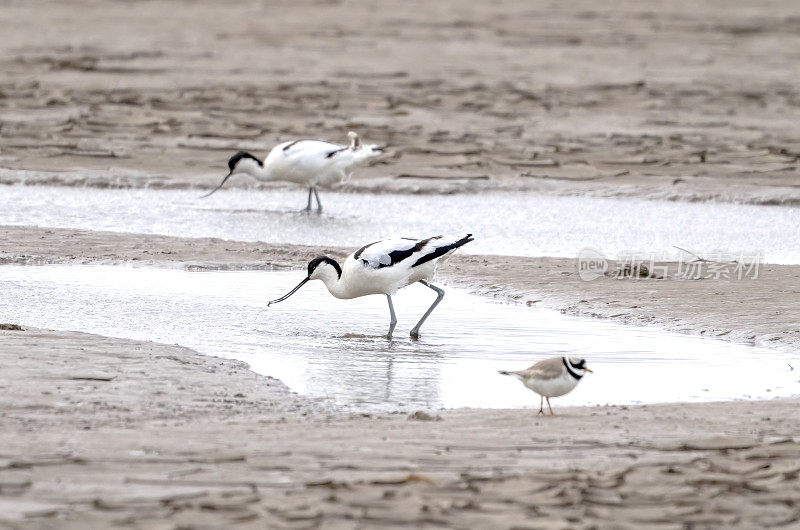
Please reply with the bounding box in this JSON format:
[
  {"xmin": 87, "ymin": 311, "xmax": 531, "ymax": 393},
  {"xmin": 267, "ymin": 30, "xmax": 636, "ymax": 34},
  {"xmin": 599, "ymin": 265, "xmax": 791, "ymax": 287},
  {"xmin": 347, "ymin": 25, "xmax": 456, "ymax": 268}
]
[{"xmin": 524, "ymin": 372, "xmax": 578, "ymax": 398}]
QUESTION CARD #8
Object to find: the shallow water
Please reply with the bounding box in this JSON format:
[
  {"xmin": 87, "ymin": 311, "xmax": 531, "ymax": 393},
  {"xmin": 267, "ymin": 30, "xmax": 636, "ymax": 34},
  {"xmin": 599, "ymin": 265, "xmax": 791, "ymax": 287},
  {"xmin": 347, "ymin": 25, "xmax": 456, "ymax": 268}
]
[
  {"xmin": 1, "ymin": 185, "xmax": 798, "ymax": 263},
  {"xmin": 2, "ymin": 265, "xmax": 797, "ymax": 411}
]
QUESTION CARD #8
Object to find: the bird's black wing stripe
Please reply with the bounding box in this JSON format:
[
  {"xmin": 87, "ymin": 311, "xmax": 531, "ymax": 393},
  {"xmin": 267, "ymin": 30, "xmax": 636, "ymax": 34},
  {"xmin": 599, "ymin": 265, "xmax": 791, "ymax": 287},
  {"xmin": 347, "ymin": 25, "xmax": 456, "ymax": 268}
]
[
  {"xmin": 378, "ymin": 237, "xmax": 439, "ymax": 268},
  {"xmin": 562, "ymin": 357, "xmax": 583, "ymax": 380},
  {"xmin": 353, "ymin": 241, "xmax": 380, "ymax": 260},
  {"xmin": 354, "ymin": 239, "xmax": 417, "ymax": 261},
  {"xmin": 325, "ymin": 147, "xmax": 348, "ymax": 158},
  {"xmin": 411, "ymin": 234, "xmax": 473, "ymax": 268},
  {"xmin": 357, "ymin": 237, "xmax": 441, "ymax": 269},
  {"xmin": 282, "ymin": 140, "xmax": 301, "ymax": 152}
]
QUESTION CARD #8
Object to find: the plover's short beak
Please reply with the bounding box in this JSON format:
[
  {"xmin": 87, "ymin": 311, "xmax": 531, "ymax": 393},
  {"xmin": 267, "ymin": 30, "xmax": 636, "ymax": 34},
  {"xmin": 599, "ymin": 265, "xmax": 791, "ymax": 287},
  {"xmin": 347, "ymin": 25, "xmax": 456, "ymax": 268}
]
[
  {"xmin": 267, "ymin": 277, "xmax": 309, "ymax": 306},
  {"xmin": 199, "ymin": 171, "xmax": 232, "ymax": 198},
  {"xmin": 584, "ymin": 367, "xmax": 593, "ymax": 373}
]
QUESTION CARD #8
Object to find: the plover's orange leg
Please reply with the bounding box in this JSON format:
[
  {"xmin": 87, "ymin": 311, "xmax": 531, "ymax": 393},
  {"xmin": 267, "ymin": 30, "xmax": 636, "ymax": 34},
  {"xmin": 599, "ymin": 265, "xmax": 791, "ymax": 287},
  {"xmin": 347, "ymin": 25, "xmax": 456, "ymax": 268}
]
[
  {"xmin": 537, "ymin": 395, "xmax": 545, "ymax": 416},
  {"xmin": 546, "ymin": 397, "xmax": 555, "ymax": 416}
]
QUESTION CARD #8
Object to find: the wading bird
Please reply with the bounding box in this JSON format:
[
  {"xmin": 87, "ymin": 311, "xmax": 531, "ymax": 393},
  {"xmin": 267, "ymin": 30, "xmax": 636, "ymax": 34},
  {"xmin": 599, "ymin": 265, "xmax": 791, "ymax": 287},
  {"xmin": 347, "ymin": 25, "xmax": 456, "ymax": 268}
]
[
  {"xmin": 201, "ymin": 131, "xmax": 383, "ymax": 212},
  {"xmin": 267, "ymin": 234, "xmax": 474, "ymax": 338},
  {"xmin": 499, "ymin": 357, "xmax": 592, "ymax": 416}
]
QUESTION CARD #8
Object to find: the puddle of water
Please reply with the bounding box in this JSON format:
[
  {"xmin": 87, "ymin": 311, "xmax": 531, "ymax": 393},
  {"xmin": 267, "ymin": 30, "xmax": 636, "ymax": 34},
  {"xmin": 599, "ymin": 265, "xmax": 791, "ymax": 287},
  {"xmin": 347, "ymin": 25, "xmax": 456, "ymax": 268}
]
[
  {"xmin": 1, "ymin": 185, "xmax": 797, "ymax": 263},
  {"xmin": 1, "ymin": 265, "xmax": 797, "ymax": 411}
]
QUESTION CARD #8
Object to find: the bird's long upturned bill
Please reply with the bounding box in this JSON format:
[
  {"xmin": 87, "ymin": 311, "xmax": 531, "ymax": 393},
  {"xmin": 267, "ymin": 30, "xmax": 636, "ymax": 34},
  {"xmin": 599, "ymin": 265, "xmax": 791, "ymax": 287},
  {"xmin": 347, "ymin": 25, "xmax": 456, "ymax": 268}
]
[
  {"xmin": 200, "ymin": 172, "xmax": 232, "ymax": 198},
  {"xmin": 267, "ymin": 277, "xmax": 309, "ymax": 306}
]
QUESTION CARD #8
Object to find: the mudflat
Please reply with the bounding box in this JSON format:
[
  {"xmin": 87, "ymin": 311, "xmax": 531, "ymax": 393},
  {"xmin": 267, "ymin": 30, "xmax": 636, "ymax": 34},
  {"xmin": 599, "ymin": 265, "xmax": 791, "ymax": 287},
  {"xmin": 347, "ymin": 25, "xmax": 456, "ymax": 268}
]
[
  {"xmin": 1, "ymin": 326, "xmax": 799, "ymax": 528},
  {"xmin": 2, "ymin": 226, "xmax": 799, "ymax": 526},
  {"xmin": 1, "ymin": 0, "xmax": 799, "ymax": 203},
  {"xmin": 2, "ymin": 0, "xmax": 800, "ymax": 527}
]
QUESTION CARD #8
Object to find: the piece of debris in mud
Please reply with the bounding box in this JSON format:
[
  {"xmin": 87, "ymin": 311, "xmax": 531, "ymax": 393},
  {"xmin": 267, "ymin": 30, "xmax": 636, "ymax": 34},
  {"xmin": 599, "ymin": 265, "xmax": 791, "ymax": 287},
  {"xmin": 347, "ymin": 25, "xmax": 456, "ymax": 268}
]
[
  {"xmin": 609, "ymin": 263, "xmax": 663, "ymax": 279},
  {"xmin": 408, "ymin": 410, "xmax": 443, "ymax": 421},
  {"xmin": 0, "ymin": 323, "xmax": 24, "ymax": 331}
]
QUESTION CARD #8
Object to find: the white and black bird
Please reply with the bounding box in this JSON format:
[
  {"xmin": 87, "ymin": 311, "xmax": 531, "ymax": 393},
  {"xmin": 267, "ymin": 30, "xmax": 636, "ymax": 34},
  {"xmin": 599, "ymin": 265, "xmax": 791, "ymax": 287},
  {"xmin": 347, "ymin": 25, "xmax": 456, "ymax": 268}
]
[
  {"xmin": 499, "ymin": 357, "xmax": 592, "ymax": 416},
  {"xmin": 201, "ymin": 131, "xmax": 383, "ymax": 212},
  {"xmin": 267, "ymin": 234, "xmax": 474, "ymax": 338}
]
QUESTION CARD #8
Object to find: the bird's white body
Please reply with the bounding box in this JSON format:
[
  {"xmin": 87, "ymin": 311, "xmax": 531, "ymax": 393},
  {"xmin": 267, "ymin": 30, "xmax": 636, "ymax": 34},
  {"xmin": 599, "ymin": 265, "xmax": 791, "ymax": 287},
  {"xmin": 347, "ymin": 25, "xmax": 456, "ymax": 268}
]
[
  {"xmin": 315, "ymin": 236, "xmax": 457, "ymax": 299},
  {"xmin": 240, "ymin": 135, "xmax": 381, "ymax": 187},
  {"xmin": 268, "ymin": 235, "xmax": 474, "ymax": 338},
  {"xmin": 204, "ymin": 132, "xmax": 382, "ymax": 211},
  {"xmin": 518, "ymin": 369, "xmax": 579, "ymax": 398}
]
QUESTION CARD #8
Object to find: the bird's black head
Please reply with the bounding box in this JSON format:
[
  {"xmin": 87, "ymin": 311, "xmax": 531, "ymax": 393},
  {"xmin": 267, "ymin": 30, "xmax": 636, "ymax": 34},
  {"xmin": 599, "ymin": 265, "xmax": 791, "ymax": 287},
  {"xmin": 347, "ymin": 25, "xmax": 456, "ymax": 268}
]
[
  {"xmin": 267, "ymin": 256, "xmax": 341, "ymax": 307},
  {"xmin": 200, "ymin": 151, "xmax": 262, "ymax": 199},
  {"xmin": 570, "ymin": 358, "xmax": 587, "ymax": 370},
  {"xmin": 307, "ymin": 256, "xmax": 342, "ymax": 279},
  {"xmin": 563, "ymin": 357, "xmax": 592, "ymax": 378},
  {"xmin": 227, "ymin": 151, "xmax": 262, "ymax": 172}
]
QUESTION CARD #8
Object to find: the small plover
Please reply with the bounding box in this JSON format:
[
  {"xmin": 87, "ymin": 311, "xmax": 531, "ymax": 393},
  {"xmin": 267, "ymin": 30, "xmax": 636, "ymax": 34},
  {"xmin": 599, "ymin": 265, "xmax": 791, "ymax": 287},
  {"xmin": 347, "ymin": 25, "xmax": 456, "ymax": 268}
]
[{"xmin": 499, "ymin": 356, "xmax": 592, "ymax": 415}]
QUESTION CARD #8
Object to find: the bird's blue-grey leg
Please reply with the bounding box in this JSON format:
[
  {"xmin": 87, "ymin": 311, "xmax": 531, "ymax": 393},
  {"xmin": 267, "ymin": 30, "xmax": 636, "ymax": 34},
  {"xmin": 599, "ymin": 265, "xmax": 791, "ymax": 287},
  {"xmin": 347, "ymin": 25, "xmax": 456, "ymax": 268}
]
[
  {"xmin": 302, "ymin": 187, "xmax": 313, "ymax": 212},
  {"xmin": 386, "ymin": 294, "xmax": 397, "ymax": 339},
  {"xmin": 410, "ymin": 280, "xmax": 444, "ymax": 339},
  {"xmin": 312, "ymin": 186, "xmax": 323, "ymax": 213}
]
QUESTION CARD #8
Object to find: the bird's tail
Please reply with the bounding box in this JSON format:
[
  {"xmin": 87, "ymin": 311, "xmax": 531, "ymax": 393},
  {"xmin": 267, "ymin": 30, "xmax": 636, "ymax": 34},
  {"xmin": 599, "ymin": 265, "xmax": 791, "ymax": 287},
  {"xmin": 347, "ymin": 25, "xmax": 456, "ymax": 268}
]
[
  {"xmin": 453, "ymin": 233, "xmax": 475, "ymax": 248},
  {"xmin": 347, "ymin": 131, "xmax": 384, "ymax": 164},
  {"xmin": 348, "ymin": 131, "xmax": 361, "ymax": 149},
  {"xmin": 445, "ymin": 233, "xmax": 474, "ymax": 256},
  {"xmin": 498, "ymin": 370, "xmax": 525, "ymax": 381},
  {"xmin": 414, "ymin": 234, "xmax": 474, "ymax": 267}
]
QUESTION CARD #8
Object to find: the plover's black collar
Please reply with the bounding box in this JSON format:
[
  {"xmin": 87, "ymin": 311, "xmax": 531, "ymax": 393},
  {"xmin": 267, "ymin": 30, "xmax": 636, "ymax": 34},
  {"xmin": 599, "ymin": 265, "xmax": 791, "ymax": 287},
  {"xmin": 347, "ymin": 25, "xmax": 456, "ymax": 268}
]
[{"xmin": 562, "ymin": 357, "xmax": 584, "ymax": 380}]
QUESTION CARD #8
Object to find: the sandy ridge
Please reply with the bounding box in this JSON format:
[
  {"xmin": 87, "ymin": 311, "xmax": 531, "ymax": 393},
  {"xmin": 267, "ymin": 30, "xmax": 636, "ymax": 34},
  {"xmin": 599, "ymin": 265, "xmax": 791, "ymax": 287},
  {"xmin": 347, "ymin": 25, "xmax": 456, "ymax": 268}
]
[{"xmin": 3, "ymin": 225, "xmax": 799, "ymax": 352}]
